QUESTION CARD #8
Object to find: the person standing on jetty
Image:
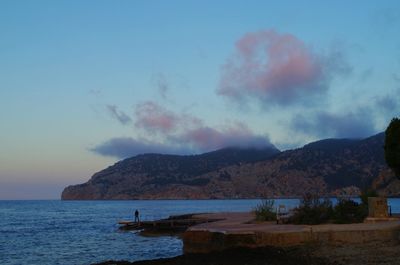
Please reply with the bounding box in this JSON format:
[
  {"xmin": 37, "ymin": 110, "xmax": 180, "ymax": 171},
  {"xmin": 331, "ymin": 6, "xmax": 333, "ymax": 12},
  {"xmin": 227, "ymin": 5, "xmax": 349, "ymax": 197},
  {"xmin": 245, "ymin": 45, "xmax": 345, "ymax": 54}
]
[{"xmin": 134, "ymin": 209, "xmax": 140, "ymax": 224}]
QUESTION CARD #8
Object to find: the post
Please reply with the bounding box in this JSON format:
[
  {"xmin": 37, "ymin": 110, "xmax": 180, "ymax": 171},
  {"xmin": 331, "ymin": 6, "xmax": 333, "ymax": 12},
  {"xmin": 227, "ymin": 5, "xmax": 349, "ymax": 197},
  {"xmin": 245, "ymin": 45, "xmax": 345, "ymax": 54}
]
[{"xmin": 368, "ymin": 197, "xmax": 389, "ymax": 218}]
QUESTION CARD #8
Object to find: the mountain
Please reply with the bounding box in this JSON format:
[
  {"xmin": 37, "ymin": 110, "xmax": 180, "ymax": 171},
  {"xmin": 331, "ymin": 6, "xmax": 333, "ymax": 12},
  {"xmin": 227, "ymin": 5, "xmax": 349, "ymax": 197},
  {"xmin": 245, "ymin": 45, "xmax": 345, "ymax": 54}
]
[
  {"xmin": 200, "ymin": 132, "xmax": 387, "ymax": 198},
  {"xmin": 62, "ymin": 133, "xmax": 396, "ymax": 200},
  {"xmin": 61, "ymin": 146, "xmax": 280, "ymax": 199}
]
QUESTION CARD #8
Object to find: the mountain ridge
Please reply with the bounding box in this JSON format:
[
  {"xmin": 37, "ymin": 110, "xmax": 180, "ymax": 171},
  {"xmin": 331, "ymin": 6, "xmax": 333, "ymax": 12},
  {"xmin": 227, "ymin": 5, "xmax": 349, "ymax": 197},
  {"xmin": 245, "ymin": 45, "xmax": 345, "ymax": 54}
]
[
  {"xmin": 62, "ymin": 146, "xmax": 280, "ymax": 199},
  {"xmin": 62, "ymin": 132, "xmax": 400, "ymax": 200}
]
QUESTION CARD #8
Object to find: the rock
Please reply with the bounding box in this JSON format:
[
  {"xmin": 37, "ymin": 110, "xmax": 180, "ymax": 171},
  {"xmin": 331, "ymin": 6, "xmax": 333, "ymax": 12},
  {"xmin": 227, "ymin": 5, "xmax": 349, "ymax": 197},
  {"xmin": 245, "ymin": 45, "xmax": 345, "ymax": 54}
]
[{"xmin": 91, "ymin": 246, "xmax": 332, "ymax": 265}]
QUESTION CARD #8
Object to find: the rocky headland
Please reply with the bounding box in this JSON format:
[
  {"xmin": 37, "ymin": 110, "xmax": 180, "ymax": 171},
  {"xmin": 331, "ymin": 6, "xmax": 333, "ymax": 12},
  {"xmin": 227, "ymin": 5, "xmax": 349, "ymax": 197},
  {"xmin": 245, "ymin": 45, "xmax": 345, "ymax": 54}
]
[{"xmin": 62, "ymin": 132, "xmax": 400, "ymax": 200}]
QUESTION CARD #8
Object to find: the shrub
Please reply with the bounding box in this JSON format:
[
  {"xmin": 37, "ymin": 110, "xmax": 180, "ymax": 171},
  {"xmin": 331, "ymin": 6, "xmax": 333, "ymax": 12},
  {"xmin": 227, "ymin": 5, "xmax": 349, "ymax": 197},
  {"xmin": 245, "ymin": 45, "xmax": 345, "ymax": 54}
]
[
  {"xmin": 288, "ymin": 190, "xmax": 377, "ymax": 225},
  {"xmin": 254, "ymin": 199, "xmax": 276, "ymax": 221},
  {"xmin": 333, "ymin": 198, "xmax": 367, "ymax": 224},
  {"xmin": 290, "ymin": 193, "xmax": 334, "ymax": 225}
]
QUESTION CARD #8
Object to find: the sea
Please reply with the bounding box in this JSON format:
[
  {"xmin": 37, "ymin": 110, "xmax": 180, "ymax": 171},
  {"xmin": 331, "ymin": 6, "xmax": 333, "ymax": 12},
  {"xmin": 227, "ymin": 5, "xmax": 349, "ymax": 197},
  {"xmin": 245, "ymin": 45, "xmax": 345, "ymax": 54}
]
[{"xmin": 1, "ymin": 199, "xmax": 400, "ymax": 265}]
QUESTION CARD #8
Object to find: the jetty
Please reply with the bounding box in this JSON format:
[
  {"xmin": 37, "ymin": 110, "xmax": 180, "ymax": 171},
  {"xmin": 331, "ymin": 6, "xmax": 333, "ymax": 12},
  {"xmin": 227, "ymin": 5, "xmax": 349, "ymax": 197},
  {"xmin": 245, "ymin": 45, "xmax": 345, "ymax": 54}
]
[{"xmin": 118, "ymin": 213, "xmax": 223, "ymax": 234}]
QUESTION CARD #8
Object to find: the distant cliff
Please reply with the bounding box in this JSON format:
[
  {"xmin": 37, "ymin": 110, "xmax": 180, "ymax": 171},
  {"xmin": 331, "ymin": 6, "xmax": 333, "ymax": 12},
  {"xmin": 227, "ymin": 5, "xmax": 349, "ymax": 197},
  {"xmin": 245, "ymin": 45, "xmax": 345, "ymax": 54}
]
[{"xmin": 62, "ymin": 133, "xmax": 397, "ymax": 200}]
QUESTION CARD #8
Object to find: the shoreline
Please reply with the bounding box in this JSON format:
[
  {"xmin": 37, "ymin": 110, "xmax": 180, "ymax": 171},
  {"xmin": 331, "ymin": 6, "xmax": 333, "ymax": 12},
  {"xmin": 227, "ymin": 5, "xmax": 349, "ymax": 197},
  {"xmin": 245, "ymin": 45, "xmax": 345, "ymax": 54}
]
[
  {"xmin": 3, "ymin": 196, "xmax": 400, "ymax": 201},
  {"xmin": 110, "ymin": 211, "xmax": 400, "ymax": 265},
  {"xmin": 93, "ymin": 241, "xmax": 400, "ymax": 265},
  {"xmin": 92, "ymin": 246, "xmax": 332, "ymax": 265},
  {"xmin": 60, "ymin": 196, "xmax": 400, "ymax": 201}
]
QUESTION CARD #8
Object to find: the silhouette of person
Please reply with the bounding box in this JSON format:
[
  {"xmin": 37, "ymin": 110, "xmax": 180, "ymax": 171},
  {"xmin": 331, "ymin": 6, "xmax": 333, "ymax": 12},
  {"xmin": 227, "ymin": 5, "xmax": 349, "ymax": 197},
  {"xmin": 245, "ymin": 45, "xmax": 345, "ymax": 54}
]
[{"xmin": 134, "ymin": 209, "xmax": 140, "ymax": 223}]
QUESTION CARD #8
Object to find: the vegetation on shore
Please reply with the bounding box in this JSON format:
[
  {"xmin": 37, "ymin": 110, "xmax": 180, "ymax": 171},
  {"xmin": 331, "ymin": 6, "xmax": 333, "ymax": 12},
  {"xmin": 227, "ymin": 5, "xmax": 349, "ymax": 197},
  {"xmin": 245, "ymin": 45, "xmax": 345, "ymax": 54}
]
[
  {"xmin": 290, "ymin": 194, "xmax": 333, "ymax": 225},
  {"xmin": 290, "ymin": 191, "xmax": 378, "ymax": 224},
  {"xmin": 254, "ymin": 199, "xmax": 276, "ymax": 221},
  {"xmin": 255, "ymin": 190, "xmax": 378, "ymax": 224}
]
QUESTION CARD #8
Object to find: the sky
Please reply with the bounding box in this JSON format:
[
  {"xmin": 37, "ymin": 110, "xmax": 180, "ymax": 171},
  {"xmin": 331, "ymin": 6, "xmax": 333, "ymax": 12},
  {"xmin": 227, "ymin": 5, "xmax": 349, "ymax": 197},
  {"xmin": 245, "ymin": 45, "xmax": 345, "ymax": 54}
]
[{"xmin": 1, "ymin": 0, "xmax": 399, "ymax": 199}]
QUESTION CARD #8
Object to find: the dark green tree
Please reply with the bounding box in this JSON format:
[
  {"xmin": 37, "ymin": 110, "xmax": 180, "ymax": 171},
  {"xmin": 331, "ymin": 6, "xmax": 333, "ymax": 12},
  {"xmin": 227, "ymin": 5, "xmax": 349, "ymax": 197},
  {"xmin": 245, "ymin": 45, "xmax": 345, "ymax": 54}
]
[{"xmin": 384, "ymin": 118, "xmax": 400, "ymax": 178}]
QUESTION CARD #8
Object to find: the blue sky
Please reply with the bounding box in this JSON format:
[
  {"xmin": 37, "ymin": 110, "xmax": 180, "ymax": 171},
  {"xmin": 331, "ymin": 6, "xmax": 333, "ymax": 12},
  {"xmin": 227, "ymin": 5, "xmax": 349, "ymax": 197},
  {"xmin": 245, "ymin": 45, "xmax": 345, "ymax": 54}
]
[{"xmin": 0, "ymin": 0, "xmax": 399, "ymax": 199}]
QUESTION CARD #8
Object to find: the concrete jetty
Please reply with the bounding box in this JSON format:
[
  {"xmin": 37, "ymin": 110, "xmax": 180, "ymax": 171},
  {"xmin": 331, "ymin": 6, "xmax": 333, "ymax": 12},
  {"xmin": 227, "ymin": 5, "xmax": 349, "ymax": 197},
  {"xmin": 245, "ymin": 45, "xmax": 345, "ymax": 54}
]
[
  {"xmin": 118, "ymin": 213, "xmax": 223, "ymax": 234},
  {"xmin": 183, "ymin": 212, "xmax": 400, "ymax": 253}
]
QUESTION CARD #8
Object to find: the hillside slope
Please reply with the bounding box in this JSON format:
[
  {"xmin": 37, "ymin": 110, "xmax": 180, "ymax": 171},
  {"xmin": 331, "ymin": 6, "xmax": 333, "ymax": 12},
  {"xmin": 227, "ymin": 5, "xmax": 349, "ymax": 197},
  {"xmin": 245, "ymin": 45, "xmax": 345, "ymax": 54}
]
[
  {"xmin": 61, "ymin": 146, "xmax": 280, "ymax": 199},
  {"xmin": 62, "ymin": 133, "xmax": 393, "ymax": 199},
  {"xmin": 192, "ymin": 133, "xmax": 387, "ymax": 198}
]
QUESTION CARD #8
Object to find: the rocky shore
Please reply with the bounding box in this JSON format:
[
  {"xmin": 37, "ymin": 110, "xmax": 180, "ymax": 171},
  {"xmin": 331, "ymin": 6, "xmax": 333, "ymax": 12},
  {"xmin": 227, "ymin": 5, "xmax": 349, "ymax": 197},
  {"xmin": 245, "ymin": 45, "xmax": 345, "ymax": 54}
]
[
  {"xmin": 93, "ymin": 241, "xmax": 400, "ymax": 265},
  {"xmin": 94, "ymin": 210, "xmax": 400, "ymax": 265},
  {"xmin": 92, "ymin": 246, "xmax": 331, "ymax": 265}
]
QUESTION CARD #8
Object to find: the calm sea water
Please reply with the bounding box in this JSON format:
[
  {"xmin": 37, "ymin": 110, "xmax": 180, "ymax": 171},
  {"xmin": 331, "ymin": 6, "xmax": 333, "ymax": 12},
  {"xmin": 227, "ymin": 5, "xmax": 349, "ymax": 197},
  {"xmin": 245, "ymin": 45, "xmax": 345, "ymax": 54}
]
[{"xmin": 1, "ymin": 199, "xmax": 400, "ymax": 265}]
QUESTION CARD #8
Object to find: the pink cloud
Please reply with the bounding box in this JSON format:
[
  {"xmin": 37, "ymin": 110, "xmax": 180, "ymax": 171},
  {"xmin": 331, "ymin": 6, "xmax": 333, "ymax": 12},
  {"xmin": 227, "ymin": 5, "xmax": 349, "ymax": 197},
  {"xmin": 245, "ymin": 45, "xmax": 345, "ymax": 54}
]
[
  {"xmin": 218, "ymin": 30, "xmax": 329, "ymax": 105},
  {"xmin": 134, "ymin": 101, "xmax": 178, "ymax": 133},
  {"xmin": 93, "ymin": 121, "xmax": 275, "ymax": 158},
  {"xmin": 98, "ymin": 99, "xmax": 276, "ymax": 157},
  {"xmin": 134, "ymin": 101, "xmax": 202, "ymax": 134},
  {"xmin": 180, "ymin": 122, "xmax": 272, "ymax": 151},
  {"xmin": 92, "ymin": 121, "xmax": 275, "ymax": 158}
]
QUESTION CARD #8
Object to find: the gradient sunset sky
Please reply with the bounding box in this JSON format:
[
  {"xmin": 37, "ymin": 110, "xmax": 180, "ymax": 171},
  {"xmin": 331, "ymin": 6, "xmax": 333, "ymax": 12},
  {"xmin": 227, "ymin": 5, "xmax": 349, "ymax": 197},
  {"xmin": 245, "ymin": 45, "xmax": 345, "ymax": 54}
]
[{"xmin": 1, "ymin": 0, "xmax": 399, "ymax": 199}]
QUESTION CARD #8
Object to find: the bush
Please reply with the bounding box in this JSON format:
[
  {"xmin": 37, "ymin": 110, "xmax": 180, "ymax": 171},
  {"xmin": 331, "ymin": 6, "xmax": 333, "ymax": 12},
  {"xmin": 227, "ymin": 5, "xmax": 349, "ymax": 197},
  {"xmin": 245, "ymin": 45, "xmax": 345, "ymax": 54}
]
[
  {"xmin": 290, "ymin": 191, "xmax": 373, "ymax": 225},
  {"xmin": 254, "ymin": 199, "xmax": 276, "ymax": 221},
  {"xmin": 290, "ymin": 193, "xmax": 334, "ymax": 225},
  {"xmin": 333, "ymin": 198, "xmax": 366, "ymax": 224}
]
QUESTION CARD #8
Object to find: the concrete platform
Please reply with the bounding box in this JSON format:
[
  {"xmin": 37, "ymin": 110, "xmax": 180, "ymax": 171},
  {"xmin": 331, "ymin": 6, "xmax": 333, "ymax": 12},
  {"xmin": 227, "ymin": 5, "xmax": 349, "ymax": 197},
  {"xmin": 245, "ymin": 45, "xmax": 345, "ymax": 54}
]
[
  {"xmin": 183, "ymin": 212, "xmax": 400, "ymax": 253},
  {"xmin": 118, "ymin": 214, "xmax": 223, "ymax": 233}
]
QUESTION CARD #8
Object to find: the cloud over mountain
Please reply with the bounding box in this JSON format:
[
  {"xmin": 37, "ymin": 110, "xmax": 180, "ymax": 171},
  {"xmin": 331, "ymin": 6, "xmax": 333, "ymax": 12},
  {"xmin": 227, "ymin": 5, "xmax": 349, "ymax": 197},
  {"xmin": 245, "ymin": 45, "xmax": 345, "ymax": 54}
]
[
  {"xmin": 179, "ymin": 123, "xmax": 273, "ymax": 151},
  {"xmin": 93, "ymin": 102, "xmax": 273, "ymax": 158},
  {"xmin": 90, "ymin": 137, "xmax": 191, "ymax": 159},
  {"xmin": 291, "ymin": 109, "xmax": 376, "ymax": 138}
]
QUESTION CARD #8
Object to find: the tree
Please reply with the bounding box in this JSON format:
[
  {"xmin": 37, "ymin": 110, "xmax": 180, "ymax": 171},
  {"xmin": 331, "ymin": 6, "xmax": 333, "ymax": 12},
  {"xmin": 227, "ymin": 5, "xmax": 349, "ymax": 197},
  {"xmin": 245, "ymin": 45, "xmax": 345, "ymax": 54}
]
[{"xmin": 384, "ymin": 118, "xmax": 400, "ymax": 178}]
